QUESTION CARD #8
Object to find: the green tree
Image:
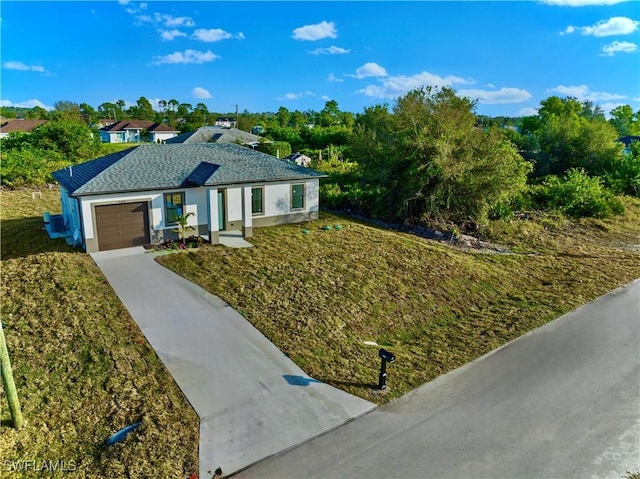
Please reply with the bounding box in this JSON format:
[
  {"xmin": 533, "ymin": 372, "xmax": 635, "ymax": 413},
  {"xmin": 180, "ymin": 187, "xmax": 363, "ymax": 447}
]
[
  {"xmin": 318, "ymin": 100, "xmax": 342, "ymax": 127},
  {"xmin": 25, "ymin": 106, "xmax": 49, "ymax": 120},
  {"xmin": 349, "ymin": 87, "xmax": 531, "ymax": 228},
  {"xmin": 130, "ymin": 97, "xmax": 156, "ymax": 121},
  {"xmin": 79, "ymin": 103, "xmax": 98, "ymax": 125},
  {"xmin": 276, "ymin": 107, "xmax": 291, "ymax": 127},
  {"xmin": 256, "ymin": 140, "xmax": 291, "ymax": 158},
  {"xmin": 609, "ymin": 105, "xmax": 640, "ymax": 136},
  {"xmin": 52, "ymin": 101, "xmax": 82, "ymax": 122},
  {"xmin": 524, "ymin": 96, "xmax": 624, "ymax": 178},
  {"xmin": 177, "ymin": 103, "xmax": 193, "ymax": 118},
  {"xmin": 97, "ymin": 102, "xmax": 118, "ymax": 122}
]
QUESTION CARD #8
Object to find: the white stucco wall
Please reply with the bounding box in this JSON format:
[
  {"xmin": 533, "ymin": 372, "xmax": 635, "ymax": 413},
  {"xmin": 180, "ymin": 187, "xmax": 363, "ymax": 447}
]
[
  {"xmin": 152, "ymin": 132, "xmax": 178, "ymax": 142},
  {"xmin": 261, "ymin": 179, "xmax": 319, "ymax": 217},
  {"xmin": 76, "ymin": 178, "xmax": 320, "ymax": 248}
]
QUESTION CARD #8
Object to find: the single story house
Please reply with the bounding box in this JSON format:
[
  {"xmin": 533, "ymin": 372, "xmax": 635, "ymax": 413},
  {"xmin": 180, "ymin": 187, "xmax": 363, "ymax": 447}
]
[
  {"xmin": 285, "ymin": 152, "xmax": 312, "ymax": 167},
  {"xmin": 0, "ymin": 119, "xmax": 48, "ymax": 138},
  {"xmin": 215, "ymin": 117, "xmax": 237, "ymax": 128},
  {"xmin": 165, "ymin": 126, "xmax": 260, "ymax": 145},
  {"xmin": 50, "ymin": 143, "xmax": 327, "ymax": 252},
  {"xmin": 99, "ymin": 120, "xmax": 179, "ymax": 143}
]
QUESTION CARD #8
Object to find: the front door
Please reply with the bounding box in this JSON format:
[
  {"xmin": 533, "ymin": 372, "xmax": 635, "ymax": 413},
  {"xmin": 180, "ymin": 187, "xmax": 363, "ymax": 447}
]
[{"xmin": 217, "ymin": 190, "xmax": 225, "ymax": 231}]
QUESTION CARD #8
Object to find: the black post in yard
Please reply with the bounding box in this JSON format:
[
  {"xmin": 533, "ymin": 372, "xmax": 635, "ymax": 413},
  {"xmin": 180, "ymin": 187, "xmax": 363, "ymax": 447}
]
[
  {"xmin": 377, "ymin": 348, "xmax": 395, "ymax": 390},
  {"xmin": 378, "ymin": 356, "xmax": 388, "ymax": 390}
]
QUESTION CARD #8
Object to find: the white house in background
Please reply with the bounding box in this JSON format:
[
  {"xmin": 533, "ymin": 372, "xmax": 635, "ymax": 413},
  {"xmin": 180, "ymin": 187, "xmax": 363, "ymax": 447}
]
[
  {"xmin": 98, "ymin": 120, "xmax": 179, "ymax": 143},
  {"xmin": 50, "ymin": 143, "xmax": 326, "ymax": 252},
  {"xmin": 165, "ymin": 126, "xmax": 260, "ymax": 145},
  {"xmin": 214, "ymin": 117, "xmax": 237, "ymax": 128},
  {"xmin": 285, "ymin": 152, "xmax": 312, "ymax": 167}
]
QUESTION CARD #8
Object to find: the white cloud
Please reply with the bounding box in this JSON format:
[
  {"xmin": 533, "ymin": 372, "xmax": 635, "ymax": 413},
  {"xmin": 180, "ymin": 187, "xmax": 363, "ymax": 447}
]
[
  {"xmin": 277, "ymin": 91, "xmax": 315, "ymax": 101},
  {"xmin": 578, "ymin": 16, "xmax": 638, "ymax": 36},
  {"xmin": 158, "ymin": 13, "xmax": 195, "ymax": 28},
  {"xmin": 598, "ymin": 102, "xmax": 629, "ymax": 117},
  {"xmin": 560, "ymin": 25, "xmax": 576, "ymax": 35},
  {"xmin": 458, "ymin": 87, "xmax": 532, "ymax": 104},
  {"xmin": 549, "ymin": 84, "xmax": 627, "ymax": 101},
  {"xmin": 160, "ymin": 29, "xmax": 187, "ymax": 41},
  {"xmin": 4, "ymin": 61, "xmax": 29, "ymax": 71},
  {"xmin": 192, "ymin": 28, "xmax": 232, "ymax": 42},
  {"xmin": 601, "ymin": 40, "xmax": 637, "ymax": 55},
  {"xmin": 518, "ymin": 107, "xmax": 539, "ymax": 117},
  {"xmin": 3, "ymin": 61, "xmax": 50, "ymax": 75},
  {"xmin": 310, "ymin": 45, "xmax": 350, "ymax": 55},
  {"xmin": 357, "ymin": 71, "xmax": 473, "ymax": 99},
  {"xmin": 0, "ymin": 98, "xmax": 53, "ymax": 110},
  {"xmin": 192, "ymin": 87, "xmax": 212, "ymax": 99},
  {"xmin": 237, "ymin": 32, "xmax": 245, "ymax": 40},
  {"xmin": 327, "ymin": 73, "xmax": 343, "ymax": 83},
  {"xmin": 152, "ymin": 50, "xmax": 220, "ymax": 65},
  {"xmin": 542, "ymin": 0, "xmax": 627, "ymax": 5},
  {"xmin": 321, "ymin": 95, "xmax": 332, "ymax": 101},
  {"xmin": 292, "ymin": 21, "xmax": 337, "ymax": 41},
  {"xmin": 350, "ymin": 62, "xmax": 388, "ymax": 79}
]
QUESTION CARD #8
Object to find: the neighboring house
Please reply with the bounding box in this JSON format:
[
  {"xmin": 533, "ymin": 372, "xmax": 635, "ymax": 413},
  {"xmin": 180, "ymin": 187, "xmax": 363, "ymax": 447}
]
[
  {"xmin": 93, "ymin": 119, "xmax": 116, "ymax": 129},
  {"xmin": 0, "ymin": 119, "xmax": 47, "ymax": 138},
  {"xmin": 50, "ymin": 143, "xmax": 327, "ymax": 252},
  {"xmin": 285, "ymin": 152, "xmax": 312, "ymax": 167},
  {"xmin": 618, "ymin": 135, "xmax": 640, "ymax": 154},
  {"xmin": 618, "ymin": 136, "xmax": 640, "ymax": 147},
  {"xmin": 165, "ymin": 126, "xmax": 260, "ymax": 146},
  {"xmin": 215, "ymin": 117, "xmax": 237, "ymax": 128},
  {"xmin": 98, "ymin": 120, "xmax": 179, "ymax": 143}
]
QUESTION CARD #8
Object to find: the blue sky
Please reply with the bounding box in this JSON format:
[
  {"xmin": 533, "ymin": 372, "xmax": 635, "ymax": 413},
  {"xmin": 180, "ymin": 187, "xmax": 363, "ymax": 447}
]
[{"xmin": 1, "ymin": 0, "xmax": 639, "ymax": 117}]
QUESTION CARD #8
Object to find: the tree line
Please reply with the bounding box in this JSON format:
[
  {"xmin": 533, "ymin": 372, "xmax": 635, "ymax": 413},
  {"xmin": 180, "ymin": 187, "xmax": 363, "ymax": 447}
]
[{"xmin": 1, "ymin": 91, "xmax": 638, "ymax": 230}]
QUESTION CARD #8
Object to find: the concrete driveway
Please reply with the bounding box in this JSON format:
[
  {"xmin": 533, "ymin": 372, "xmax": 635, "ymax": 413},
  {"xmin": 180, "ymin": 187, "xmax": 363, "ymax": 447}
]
[{"xmin": 91, "ymin": 247, "xmax": 375, "ymax": 478}]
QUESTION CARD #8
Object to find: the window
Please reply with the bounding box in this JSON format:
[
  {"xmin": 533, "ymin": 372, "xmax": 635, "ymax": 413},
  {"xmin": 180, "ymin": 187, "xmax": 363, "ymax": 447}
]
[
  {"xmin": 164, "ymin": 192, "xmax": 184, "ymax": 225},
  {"xmin": 291, "ymin": 184, "xmax": 305, "ymax": 210},
  {"xmin": 251, "ymin": 187, "xmax": 263, "ymax": 215}
]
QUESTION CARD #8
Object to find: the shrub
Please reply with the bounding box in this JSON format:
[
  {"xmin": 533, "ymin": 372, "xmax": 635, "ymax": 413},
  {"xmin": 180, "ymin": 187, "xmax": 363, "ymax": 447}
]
[{"xmin": 531, "ymin": 168, "xmax": 624, "ymax": 218}]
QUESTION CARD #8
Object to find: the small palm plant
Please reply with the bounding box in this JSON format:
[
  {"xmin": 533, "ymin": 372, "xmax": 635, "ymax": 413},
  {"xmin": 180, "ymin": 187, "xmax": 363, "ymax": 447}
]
[{"xmin": 172, "ymin": 212, "xmax": 196, "ymax": 246}]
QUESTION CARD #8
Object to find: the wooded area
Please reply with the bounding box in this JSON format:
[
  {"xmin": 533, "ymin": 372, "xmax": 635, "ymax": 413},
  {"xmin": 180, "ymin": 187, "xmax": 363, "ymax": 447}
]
[{"xmin": 1, "ymin": 89, "xmax": 638, "ymax": 232}]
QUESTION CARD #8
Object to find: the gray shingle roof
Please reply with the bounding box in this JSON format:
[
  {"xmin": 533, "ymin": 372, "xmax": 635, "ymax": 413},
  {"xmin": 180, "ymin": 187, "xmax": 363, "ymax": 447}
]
[
  {"xmin": 165, "ymin": 126, "xmax": 260, "ymax": 145},
  {"xmin": 52, "ymin": 143, "xmax": 326, "ymax": 196}
]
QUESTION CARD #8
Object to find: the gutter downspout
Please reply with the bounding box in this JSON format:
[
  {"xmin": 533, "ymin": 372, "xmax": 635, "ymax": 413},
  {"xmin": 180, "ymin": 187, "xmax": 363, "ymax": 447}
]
[{"xmin": 75, "ymin": 196, "xmax": 86, "ymax": 251}]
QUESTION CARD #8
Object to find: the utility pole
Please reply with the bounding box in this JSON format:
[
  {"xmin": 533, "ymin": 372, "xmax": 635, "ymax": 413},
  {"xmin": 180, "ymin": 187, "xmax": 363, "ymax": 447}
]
[
  {"xmin": 233, "ymin": 104, "xmax": 238, "ymax": 128},
  {"xmin": 0, "ymin": 321, "xmax": 24, "ymax": 429}
]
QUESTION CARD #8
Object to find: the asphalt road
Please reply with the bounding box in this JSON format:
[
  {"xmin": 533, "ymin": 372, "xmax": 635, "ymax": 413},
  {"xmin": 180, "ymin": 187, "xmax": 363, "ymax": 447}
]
[{"xmin": 236, "ymin": 279, "xmax": 640, "ymax": 479}]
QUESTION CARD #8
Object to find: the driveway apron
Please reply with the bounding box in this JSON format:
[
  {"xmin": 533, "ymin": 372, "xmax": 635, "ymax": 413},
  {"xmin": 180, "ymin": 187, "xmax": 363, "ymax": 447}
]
[{"xmin": 91, "ymin": 247, "xmax": 375, "ymax": 477}]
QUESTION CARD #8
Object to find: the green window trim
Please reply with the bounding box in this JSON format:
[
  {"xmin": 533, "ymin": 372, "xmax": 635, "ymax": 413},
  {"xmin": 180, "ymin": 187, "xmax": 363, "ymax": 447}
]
[
  {"xmin": 291, "ymin": 184, "xmax": 305, "ymax": 210},
  {"xmin": 251, "ymin": 187, "xmax": 264, "ymax": 215},
  {"xmin": 164, "ymin": 192, "xmax": 185, "ymax": 225}
]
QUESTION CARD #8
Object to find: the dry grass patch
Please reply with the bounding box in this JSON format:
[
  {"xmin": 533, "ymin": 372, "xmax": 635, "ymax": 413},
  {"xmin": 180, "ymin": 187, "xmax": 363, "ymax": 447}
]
[
  {"xmin": 1, "ymin": 189, "xmax": 199, "ymax": 478},
  {"xmin": 159, "ymin": 209, "xmax": 640, "ymax": 404}
]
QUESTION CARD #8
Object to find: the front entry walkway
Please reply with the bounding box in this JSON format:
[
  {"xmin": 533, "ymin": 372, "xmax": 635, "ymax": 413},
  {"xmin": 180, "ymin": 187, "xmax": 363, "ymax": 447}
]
[{"xmin": 91, "ymin": 247, "xmax": 375, "ymax": 477}]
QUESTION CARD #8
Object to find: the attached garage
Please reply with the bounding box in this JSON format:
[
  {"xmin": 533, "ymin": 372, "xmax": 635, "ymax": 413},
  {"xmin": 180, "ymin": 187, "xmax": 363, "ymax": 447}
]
[{"xmin": 95, "ymin": 202, "xmax": 150, "ymax": 251}]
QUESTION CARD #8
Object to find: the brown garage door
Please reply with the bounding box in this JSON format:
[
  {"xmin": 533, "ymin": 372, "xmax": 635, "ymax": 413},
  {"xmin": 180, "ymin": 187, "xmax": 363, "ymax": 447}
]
[{"xmin": 95, "ymin": 202, "xmax": 150, "ymax": 251}]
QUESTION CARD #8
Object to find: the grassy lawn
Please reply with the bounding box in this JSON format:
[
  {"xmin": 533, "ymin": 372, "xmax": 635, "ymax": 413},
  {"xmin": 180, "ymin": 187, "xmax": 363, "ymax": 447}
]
[
  {"xmin": 0, "ymin": 189, "xmax": 199, "ymax": 478},
  {"xmin": 1, "ymin": 187, "xmax": 638, "ymax": 477},
  {"xmin": 158, "ymin": 199, "xmax": 640, "ymax": 404}
]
